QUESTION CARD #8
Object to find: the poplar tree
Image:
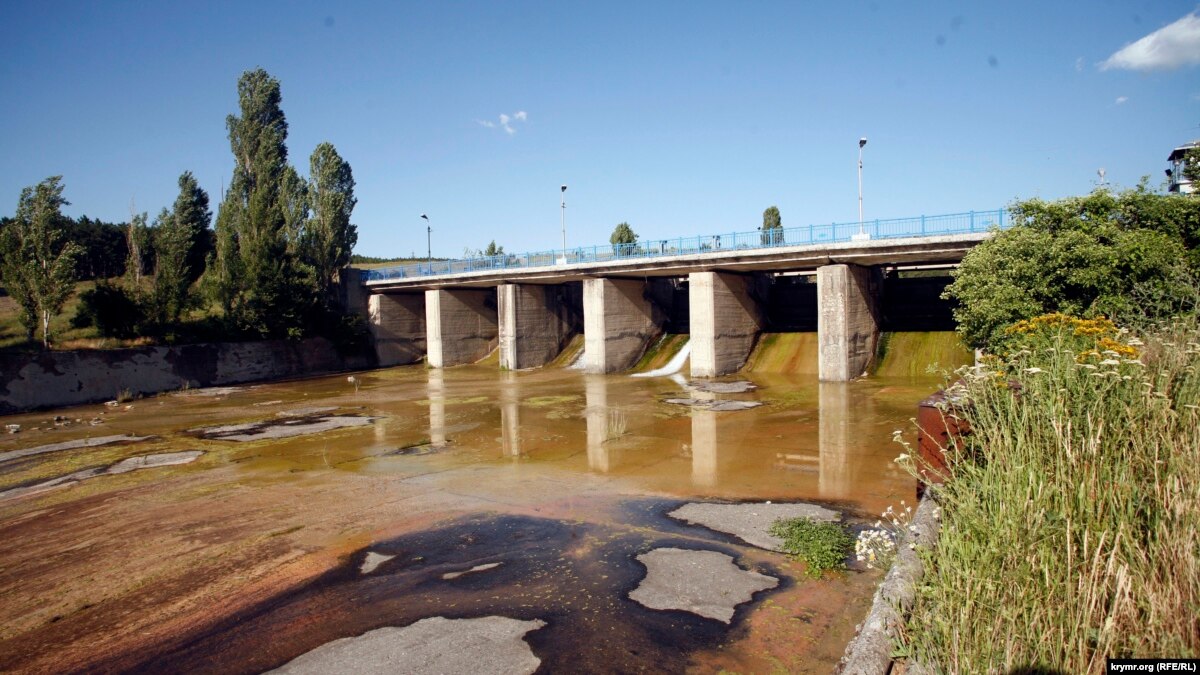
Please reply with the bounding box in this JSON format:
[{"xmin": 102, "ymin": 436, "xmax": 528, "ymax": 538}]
[
  {"xmin": 172, "ymin": 171, "xmax": 212, "ymax": 285},
  {"xmin": 761, "ymin": 205, "xmax": 782, "ymax": 245},
  {"xmin": 302, "ymin": 142, "xmax": 356, "ymax": 303},
  {"xmin": 152, "ymin": 204, "xmax": 191, "ymax": 325},
  {"xmin": 0, "ymin": 176, "xmax": 82, "ymax": 347},
  {"xmin": 211, "ymin": 68, "xmax": 299, "ymax": 336}
]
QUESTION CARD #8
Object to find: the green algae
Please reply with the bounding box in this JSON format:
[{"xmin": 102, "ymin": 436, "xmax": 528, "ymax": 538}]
[
  {"xmin": 631, "ymin": 334, "xmax": 688, "ymax": 373},
  {"xmin": 872, "ymin": 331, "xmax": 972, "ymax": 378}
]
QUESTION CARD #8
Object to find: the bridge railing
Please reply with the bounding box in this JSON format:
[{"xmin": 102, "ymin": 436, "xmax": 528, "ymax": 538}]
[{"xmin": 363, "ymin": 208, "xmax": 1007, "ymax": 282}]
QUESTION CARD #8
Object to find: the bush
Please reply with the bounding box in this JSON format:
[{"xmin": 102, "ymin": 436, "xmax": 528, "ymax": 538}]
[
  {"xmin": 71, "ymin": 283, "xmax": 146, "ymax": 339},
  {"xmin": 768, "ymin": 517, "xmax": 854, "ymax": 578},
  {"xmin": 945, "ymin": 187, "xmax": 1200, "ymax": 350}
]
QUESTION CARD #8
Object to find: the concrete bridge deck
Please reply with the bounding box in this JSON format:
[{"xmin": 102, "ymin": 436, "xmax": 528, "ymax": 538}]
[{"xmin": 352, "ymin": 209, "xmax": 1006, "ymax": 381}]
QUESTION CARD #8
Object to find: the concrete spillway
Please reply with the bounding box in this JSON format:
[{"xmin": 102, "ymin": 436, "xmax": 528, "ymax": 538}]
[{"xmin": 632, "ymin": 339, "xmax": 691, "ymax": 378}]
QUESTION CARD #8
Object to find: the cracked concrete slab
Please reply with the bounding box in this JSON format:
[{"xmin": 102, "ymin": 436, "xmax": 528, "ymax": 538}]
[
  {"xmin": 669, "ymin": 502, "xmax": 841, "ymax": 552},
  {"xmin": 0, "ymin": 434, "xmax": 152, "ymax": 464},
  {"xmin": 628, "ymin": 547, "xmax": 777, "ymax": 623},
  {"xmin": 0, "ymin": 451, "xmax": 203, "ymax": 500},
  {"xmin": 268, "ymin": 616, "xmax": 546, "ymax": 675},
  {"xmin": 193, "ymin": 415, "xmax": 374, "ymax": 442},
  {"xmin": 359, "ymin": 552, "xmax": 395, "ymax": 575},
  {"xmin": 663, "ymin": 398, "xmax": 762, "ymax": 412}
]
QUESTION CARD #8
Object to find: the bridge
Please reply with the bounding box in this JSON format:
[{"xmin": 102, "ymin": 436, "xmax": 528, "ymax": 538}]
[{"xmin": 353, "ymin": 209, "xmax": 1008, "ymax": 381}]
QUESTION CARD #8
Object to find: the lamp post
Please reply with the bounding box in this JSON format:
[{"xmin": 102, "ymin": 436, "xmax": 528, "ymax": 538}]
[
  {"xmin": 560, "ymin": 184, "xmax": 568, "ymax": 253},
  {"xmin": 855, "ymin": 137, "xmax": 868, "ymax": 240},
  {"xmin": 420, "ymin": 214, "xmax": 431, "ymax": 262}
]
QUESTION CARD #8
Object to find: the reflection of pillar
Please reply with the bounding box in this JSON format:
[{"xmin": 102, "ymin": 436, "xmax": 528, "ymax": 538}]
[
  {"xmin": 818, "ymin": 382, "xmax": 852, "ymax": 499},
  {"xmin": 690, "ymin": 389, "xmax": 719, "ymax": 486},
  {"xmin": 428, "ymin": 369, "xmax": 446, "ymax": 447},
  {"xmin": 585, "ymin": 375, "xmax": 612, "ymax": 472},
  {"xmin": 500, "ymin": 371, "xmax": 521, "ymax": 458}
]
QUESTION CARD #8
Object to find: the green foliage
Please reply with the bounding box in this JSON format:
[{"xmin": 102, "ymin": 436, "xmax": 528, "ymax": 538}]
[
  {"xmin": 125, "ymin": 211, "xmax": 150, "ymax": 285},
  {"xmin": 171, "ymin": 171, "xmax": 212, "ymax": 285},
  {"xmin": 303, "ymin": 142, "xmax": 357, "ymax": 302},
  {"xmin": 65, "ymin": 215, "xmax": 127, "ymax": 280},
  {"xmin": 483, "ymin": 240, "xmax": 503, "ymax": 257},
  {"xmin": 72, "ymin": 282, "xmax": 146, "ymax": 339},
  {"xmin": 610, "ymin": 222, "xmax": 638, "ymax": 249},
  {"xmin": 945, "ymin": 187, "xmax": 1200, "ymax": 350},
  {"xmin": 210, "ymin": 68, "xmax": 306, "ymax": 338},
  {"xmin": 151, "ymin": 207, "xmax": 190, "ymax": 325},
  {"xmin": 898, "ymin": 319, "xmax": 1200, "ymax": 671},
  {"xmin": 767, "ymin": 517, "xmax": 853, "ymax": 578},
  {"xmin": 0, "ymin": 176, "xmax": 83, "ymax": 347},
  {"xmin": 760, "ymin": 205, "xmax": 782, "ymax": 245},
  {"xmin": 1183, "ymin": 146, "xmax": 1200, "ymax": 186}
]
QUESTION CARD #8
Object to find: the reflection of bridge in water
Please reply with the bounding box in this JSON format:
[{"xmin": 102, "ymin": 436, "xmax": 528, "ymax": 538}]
[
  {"xmin": 358, "ymin": 209, "xmax": 1004, "ymax": 382},
  {"xmin": 423, "ymin": 368, "xmax": 892, "ymax": 499}
]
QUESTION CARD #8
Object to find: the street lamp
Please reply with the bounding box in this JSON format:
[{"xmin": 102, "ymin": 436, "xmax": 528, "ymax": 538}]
[
  {"xmin": 560, "ymin": 185, "xmax": 568, "ymax": 252},
  {"xmin": 420, "ymin": 214, "xmax": 431, "ymax": 262},
  {"xmin": 855, "ymin": 137, "xmax": 869, "ymax": 240}
]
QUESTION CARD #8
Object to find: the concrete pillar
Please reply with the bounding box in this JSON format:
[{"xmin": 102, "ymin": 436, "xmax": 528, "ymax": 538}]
[
  {"xmin": 688, "ymin": 271, "xmax": 763, "ymax": 377},
  {"xmin": 817, "ymin": 264, "xmax": 881, "ymax": 381},
  {"xmin": 425, "ymin": 289, "xmax": 499, "ymax": 368},
  {"xmin": 497, "ymin": 283, "xmax": 580, "ymax": 370},
  {"xmin": 368, "ymin": 293, "xmax": 426, "ymax": 367},
  {"xmin": 583, "ymin": 278, "xmax": 661, "ymax": 373}
]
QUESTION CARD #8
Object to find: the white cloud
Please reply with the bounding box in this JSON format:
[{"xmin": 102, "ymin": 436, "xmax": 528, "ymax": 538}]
[
  {"xmin": 1075, "ymin": 56, "xmax": 1085, "ymax": 72},
  {"xmin": 478, "ymin": 111, "xmax": 528, "ymax": 135},
  {"xmin": 1115, "ymin": 95, "xmax": 1129, "ymax": 105},
  {"xmin": 1101, "ymin": 11, "xmax": 1200, "ymax": 71}
]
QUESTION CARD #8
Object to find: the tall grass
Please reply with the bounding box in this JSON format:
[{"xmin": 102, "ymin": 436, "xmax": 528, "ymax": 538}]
[{"xmin": 899, "ymin": 315, "xmax": 1200, "ymax": 672}]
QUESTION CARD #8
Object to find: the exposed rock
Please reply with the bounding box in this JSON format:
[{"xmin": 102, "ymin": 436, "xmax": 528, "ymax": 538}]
[
  {"xmin": 687, "ymin": 380, "xmax": 758, "ymax": 394},
  {"xmin": 0, "ymin": 451, "xmax": 203, "ymax": 500},
  {"xmin": 193, "ymin": 415, "xmax": 374, "ymax": 442},
  {"xmin": 629, "ymin": 547, "xmax": 777, "ymax": 623},
  {"xmin": 359, "ymin": 552, "xmax": 395, "ymax": 575},
  {"xmin": 663, "ymin": 398, "xmax": 762, "ymax": 412},
  {"xmin": 669, "ymin": 502, "xmax": 841, "ymax": 552},
  {"xmin": 442, "ymin": 562, "xmax": 503, "ymax": 580},
  {"xmin": 0, "ymin": 434, "xmax": 152, "ymax": 464},
  {"xmin": 269, "ymin": 616, "xmax": 546, "ymax": 675}
]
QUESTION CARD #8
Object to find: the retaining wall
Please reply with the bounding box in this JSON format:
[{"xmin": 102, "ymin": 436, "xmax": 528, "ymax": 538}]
[{"xmin": 0, "ymin": 338, "xmax": 371, "ymax": 414}]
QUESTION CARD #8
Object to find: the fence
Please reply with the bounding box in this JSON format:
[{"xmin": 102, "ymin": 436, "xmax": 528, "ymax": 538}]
[{"xmin": 364, "ymin": 208, "xmax": 1008, "ymax": 282}]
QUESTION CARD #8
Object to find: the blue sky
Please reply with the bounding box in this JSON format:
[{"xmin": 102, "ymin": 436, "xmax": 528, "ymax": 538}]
[{"xmin": 2, "ymin": 1, "xmax": 1199, "ymax": 259}]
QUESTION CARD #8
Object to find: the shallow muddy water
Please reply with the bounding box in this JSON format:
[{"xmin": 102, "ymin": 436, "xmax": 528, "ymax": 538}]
[{"xmin": 0, "ymin": 360, "xmax": 941, "ymax": 673}]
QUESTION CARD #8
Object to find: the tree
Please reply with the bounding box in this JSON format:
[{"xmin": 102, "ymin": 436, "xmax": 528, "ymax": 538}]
[
  {"xmin": 210, "ymin": 68, "xmax": 301, "ymax": 337},
  {"xmin": 302, "ymin": 142, "xmax": 356, "ymax": 302},
  {"xmin": 171, "ymin": 171, "xmax": 212, "ymax": 285},
  {"xmin": 483, "ymin": 240, "xmax": 503, "ymax": 257},
  {"xmin": 125, "ymin": 210, "xmax": 150, "ymax": 285},
  {"xmin": 0, "ymin": 176, "xmax": 83, "ymax": 347},
  {"xmin": 152, "ymin": 204, "xmax": 191, "ymax": 325},
  {"xmin": 760, "ymin": 205, "xmax": 782, "ymax": 245},
  {"xmin": 945, "ymin": 187, "xmax": 1199, "ymax": 350},
  {"xmin": 609, "ymin": 220, "xmax": 638, "ymax": 252}
]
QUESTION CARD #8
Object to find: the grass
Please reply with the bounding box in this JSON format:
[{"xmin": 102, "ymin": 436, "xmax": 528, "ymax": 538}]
[
  {"xmin": 767, "ymin": 517, "xmax": 854, "ymax": 578},
  {"xmin": 605, "ymin": 409, "xmax": 627, "ymax": 441},
  {"xmin": 897, "ymin": 315, "xmax": 1200, "ymax": 672}
]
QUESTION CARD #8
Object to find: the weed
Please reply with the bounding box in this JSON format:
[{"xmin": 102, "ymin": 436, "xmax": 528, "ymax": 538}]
[{"xmin": 768, "ymin": 517, "xmax": 853, "ymax": 578}]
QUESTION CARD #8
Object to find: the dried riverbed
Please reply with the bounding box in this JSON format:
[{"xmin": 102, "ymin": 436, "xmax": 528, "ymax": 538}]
[{"xmin": 0, "ymin": 362, "xmax": 933, "ymax": 673}]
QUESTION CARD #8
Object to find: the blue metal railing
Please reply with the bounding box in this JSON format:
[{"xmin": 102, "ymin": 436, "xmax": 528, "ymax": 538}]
[{"xmin": 363, "ymin": 208, "xmax": 1008, "ymax": 282}]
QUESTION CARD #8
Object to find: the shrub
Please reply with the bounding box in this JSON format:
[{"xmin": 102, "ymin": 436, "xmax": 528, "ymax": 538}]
[
  {"xmin": 768, "ymin": 517, "xmax": 854, "ymax": 578},
  {"xmin": 71, "ymin": 283, "xmax": 146, "ymax": 339}
]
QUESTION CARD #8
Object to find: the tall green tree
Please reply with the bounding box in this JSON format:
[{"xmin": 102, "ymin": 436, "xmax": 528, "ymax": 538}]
[
  {"xmin": 210, "ymin": 68, "xmax": 300, "ymax": 337},
  {"xmin": 125, "ymin": 210, "xmax": 150, "ymax": 285},
  {"xmin": 610, "ymin": 222, "xmax": 638, "ymax": 245},
  {"xmin": 760, "ymin": 205, "xmax": 782, "ymax": 245},
  {"xmin": 0, "ymin": 176, "xmax": 83, "ymax": 347},
  {"xmin": 171, "ymin": 171, "xmax": 212, "ymax": 285},
  {"xmin": 152, "ymin": 202, "xmax": 192, "ymax": 325},
  {"xmin": 483, "ymin": 240, "xmax": 503, "ymax": 257},
  {"xmin": 302, "ymin": 142, "xmax": 356, "ymax": 302}
]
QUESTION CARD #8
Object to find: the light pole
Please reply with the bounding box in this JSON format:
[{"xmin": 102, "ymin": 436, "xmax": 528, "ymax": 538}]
[
  {"xmin": 560, "ymin": 184, "xmax": 568, "ymax": 254},
  {"xmin": 855, "ymin": 137, "xmax": 868, "ymax": 240},
  {"xmin": 420, "ymin": 214, "xmax": 431, "ymax": 262}
]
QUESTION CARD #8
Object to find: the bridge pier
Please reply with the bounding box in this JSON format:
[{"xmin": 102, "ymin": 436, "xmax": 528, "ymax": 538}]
[
  {"xmin": 425, "ymin": 289, "xmax": 499, "ymax": 367},
  {"xmin": 368, "ymin": 293, "xmax": 426, "ymax": 366},
  {"xmin": 583, "ymin": 278, "xmax": 663, "ymax": 373},
  {"xmin": 817, "ymin": 264, "xmax": 881, "ymax": 381},
  {"xmin": 688, "ymin": 271, "xmax": 763, "ymax": 377},
  {"xmin": 497, "ymin": 283, "xmax": 582, "ymax": 370}
]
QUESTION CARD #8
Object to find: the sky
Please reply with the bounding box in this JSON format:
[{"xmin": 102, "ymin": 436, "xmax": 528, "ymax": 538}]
[{"xmin": 2, "ymin": 1, "xmax": 1199, "ymax": 260}]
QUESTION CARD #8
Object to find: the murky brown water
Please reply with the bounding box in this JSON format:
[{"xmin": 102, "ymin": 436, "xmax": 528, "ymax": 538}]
[{"xmin": 0, "ymin": 358, "xmax": 939, "ymax": 673}]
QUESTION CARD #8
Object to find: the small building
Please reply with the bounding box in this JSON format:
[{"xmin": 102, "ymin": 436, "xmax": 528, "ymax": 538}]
[{"xmin": 1167, "ymin": 141, "xmax": 1198, "ymax": 194}]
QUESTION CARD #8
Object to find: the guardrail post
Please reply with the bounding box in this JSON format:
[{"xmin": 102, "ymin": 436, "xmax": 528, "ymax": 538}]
[
  {"xmin": 970, "ymin": 210, "xmax": 975, "ymax": 230},
  {"xmin": 921, "ymin": 215, "xmax": 926, "ymax": 235}
]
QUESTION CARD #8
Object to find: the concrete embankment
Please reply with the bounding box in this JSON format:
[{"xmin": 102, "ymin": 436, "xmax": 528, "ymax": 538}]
[{"xmin": 0, "ymin": 338, "xmax": 371, "ymax": 414}]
